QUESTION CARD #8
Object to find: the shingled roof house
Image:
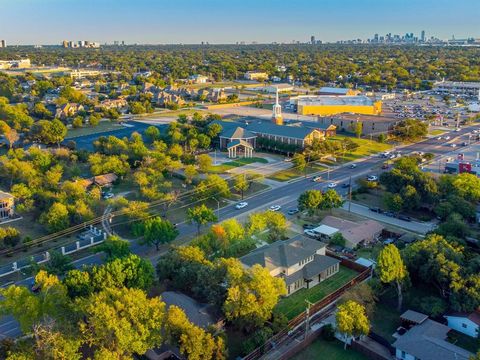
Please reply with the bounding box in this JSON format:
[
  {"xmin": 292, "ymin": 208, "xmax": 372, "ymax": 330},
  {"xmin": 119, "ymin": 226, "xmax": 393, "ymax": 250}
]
[
  {"xmin": 240, "ymin": 236, "xmax": 340, "ymax": 296},
  {"xmin": 393, "ymin": 310, "xmax": 473, "ymax": 360}
]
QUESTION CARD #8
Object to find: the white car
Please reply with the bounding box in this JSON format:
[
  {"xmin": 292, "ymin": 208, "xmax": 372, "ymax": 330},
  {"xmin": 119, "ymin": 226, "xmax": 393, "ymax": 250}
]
[
  {"xmin": 455, "ymin": 128, "xmax": 461, "ymax": 132},
  {"xmin": 444, "ymin": 136, "xmax": 450, "ymax": 140},
  {"xmin": 235, "ymin": 202, "xmax": 248, "ymax": 209},
  {"xmin": 451, "ymin": 143, "xmax": 457, "ymax": 148},
  {"xmin": 103, "ymin": 192, "xmax": 114, "ymax": 200},
  {"xmin": 327, "ymin": 182, "xmax": 337, "ymax": 188},
  {"xmin": 437, "ymin": 137, "xmax": 442, "ymax": 140},
  {"xmin": 367, "ymin": 175, "xmax": 378, "ymax": 182},
  {"xmin": 269, "ymin": 205, "xmax": 281, "ymax": 212}
]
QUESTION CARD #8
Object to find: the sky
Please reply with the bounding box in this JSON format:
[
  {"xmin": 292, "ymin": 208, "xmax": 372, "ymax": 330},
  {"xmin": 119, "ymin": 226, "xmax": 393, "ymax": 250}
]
[{"xmin": 0, "ymin": 0, "xmax": 479, "ymax": 45}]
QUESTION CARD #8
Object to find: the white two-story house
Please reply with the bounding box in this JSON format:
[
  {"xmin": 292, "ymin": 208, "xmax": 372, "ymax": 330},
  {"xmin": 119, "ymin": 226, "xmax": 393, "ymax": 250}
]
[{"xmin": 240, "ymin": 235, "xmax": 340, "ymax": 296}]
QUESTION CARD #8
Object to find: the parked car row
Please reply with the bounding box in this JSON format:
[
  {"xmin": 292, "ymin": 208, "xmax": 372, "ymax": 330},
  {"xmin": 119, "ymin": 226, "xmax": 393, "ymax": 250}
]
[{"xmin": 368, "ymin": 207, "xmax": 412, "ymax": 221}]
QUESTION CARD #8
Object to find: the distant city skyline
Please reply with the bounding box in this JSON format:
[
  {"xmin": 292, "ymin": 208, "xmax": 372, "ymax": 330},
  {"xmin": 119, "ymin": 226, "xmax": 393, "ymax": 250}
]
[{"xmin": 1, "ymin": 0, "xmax": 479, "ymax": 45}]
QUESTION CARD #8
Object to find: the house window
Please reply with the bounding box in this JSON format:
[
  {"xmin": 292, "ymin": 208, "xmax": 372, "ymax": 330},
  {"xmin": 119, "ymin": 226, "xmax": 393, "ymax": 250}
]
[
  {"xmin": 401, "ymin": 350, "xmax": 406, "ymax": 359},
  {"xmin": 462, "ymin": 323, "xmax": 467, "ymax": 328}
]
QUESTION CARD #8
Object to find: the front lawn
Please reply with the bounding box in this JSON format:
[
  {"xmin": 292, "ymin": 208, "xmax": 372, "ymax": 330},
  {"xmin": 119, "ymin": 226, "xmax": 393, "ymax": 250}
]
[
  {"xmin": 267, "ymin": 163, "xmax": 326, "ymax": 182},
  {"xmin": 66, "ymin": 120, "xmax": 123, "ymax": 138},
  {"xmin": 275, "ymin": 266, "xmax": 359, "ymax": 319},
  {"xmin": 208, "ymin": 157, "xmax": 268, "ymax": 174},
  {"xmin": 292, "ymin": 338, "xmax": 369, "ymax": 360},
  {"xmin": 327, "ymin": 135, "xmax": 392, "ymax": 163}
]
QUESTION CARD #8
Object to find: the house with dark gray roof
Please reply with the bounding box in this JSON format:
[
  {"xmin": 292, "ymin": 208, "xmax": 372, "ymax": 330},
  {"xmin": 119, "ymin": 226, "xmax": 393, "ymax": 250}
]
[
  {"xmin": 240, "ymin": 235, "xmax": 340, "ymax": 296},
  {"xmin": 214, "ymin": 118, "xmax": 336, "ymax": 157},
  {"xmin": 393, "ymin": 310, "xmax": 473, "ymax": 360}
]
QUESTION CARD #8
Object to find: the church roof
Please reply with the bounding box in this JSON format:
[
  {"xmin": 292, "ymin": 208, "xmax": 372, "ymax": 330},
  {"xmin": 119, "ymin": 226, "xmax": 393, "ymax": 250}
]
[
  {"xmin": 227, "ymin": 139, "xmax": 253, "ymax": 149},
  {"xmin": 221, "ymin": 126, "xmax": 256, "ymax": 139}
]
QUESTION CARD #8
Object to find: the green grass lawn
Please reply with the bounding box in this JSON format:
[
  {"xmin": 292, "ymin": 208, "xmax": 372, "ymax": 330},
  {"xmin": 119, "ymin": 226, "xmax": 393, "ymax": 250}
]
[
  {"xmin": 135, "ymin": 109, "xmax": 208, "ymax": 119},
  {"xmin": 328, "ymin": 135, "xmax": 392, "ymax": 163},
  {"xmin": 429, "ymin": 129, "xmax": 447, "ymax": 136},
  {"xmin": 448, "ymin": 330, "xmax": 480, "ymax": 353},
  {"xmin": 208, "ymin": 157, "xmax": 268, "ymax": 174},
  {"xmin": 231, "ymin": 181, "xmax": 270, "ymax": 200},
  {"xmin": 370, "ymin": 303, "xmax": 401, "ymax": 343},
  {"xmin": 292, "ymin": 339, "xmax": 369, "ymax": 360},
  {"xmin": 66, "ymin": 120, "xmax": 123, "ymax": 138},
  {"xmin": 275, "ymin": 266, "xmax": 359, "ymax": 319},
  {"xmin": 267, "ymin": 163, "xmax": 326, "ymax": 182}
]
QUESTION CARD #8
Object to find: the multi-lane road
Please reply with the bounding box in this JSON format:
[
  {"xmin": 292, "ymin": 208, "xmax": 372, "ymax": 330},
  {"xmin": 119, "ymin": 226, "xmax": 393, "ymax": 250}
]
[{"xmin": 0, "ymin": 124, "xmax": 478, "ymax": 339}]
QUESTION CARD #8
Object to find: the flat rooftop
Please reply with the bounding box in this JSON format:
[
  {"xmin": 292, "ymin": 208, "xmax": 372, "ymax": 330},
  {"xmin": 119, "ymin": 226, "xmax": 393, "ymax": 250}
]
[{"xmin": 297, "ymin": 95, "xmax": 375, "ymax": 106}]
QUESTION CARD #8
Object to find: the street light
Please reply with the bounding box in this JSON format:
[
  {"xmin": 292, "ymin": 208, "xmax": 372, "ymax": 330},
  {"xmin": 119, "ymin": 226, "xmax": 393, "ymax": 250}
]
[{"xmin": 213, "ymin": 198, "xmax": 220, "ymax": 220}]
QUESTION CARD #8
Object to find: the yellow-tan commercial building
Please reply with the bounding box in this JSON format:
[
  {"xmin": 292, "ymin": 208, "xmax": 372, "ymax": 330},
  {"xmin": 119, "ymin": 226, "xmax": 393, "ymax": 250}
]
[{"xmin": 296, "ymin": 95, "xmax": 382, "ymax": 116}]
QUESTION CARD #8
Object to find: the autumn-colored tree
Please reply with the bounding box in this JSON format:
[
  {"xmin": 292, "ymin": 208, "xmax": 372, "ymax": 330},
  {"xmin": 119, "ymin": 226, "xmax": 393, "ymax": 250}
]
[{"xmin": 336, "ymin": 300, "xmax": 370, "ymax": 349}]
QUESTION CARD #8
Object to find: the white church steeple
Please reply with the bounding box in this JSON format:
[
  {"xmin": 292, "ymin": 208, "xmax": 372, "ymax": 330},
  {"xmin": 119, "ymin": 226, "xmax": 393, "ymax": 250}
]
[{"xmin": 272, "ymin": 87, "xmax": 283, "ymax": 125}]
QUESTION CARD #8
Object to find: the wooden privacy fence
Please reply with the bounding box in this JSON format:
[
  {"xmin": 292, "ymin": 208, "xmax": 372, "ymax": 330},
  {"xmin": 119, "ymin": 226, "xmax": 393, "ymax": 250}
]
[{"xmin": 243, "ymin": 257, "xmax": 372, "ymax": 360}]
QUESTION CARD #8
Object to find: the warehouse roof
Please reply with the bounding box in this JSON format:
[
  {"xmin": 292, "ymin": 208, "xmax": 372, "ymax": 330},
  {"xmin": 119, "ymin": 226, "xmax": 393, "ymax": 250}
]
[{"xmin": 298, "ymin": 95, "xmax": 375, "ymax": 107}]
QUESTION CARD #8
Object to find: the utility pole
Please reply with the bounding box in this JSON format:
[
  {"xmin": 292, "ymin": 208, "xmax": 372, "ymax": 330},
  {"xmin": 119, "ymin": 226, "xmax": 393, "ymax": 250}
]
[
  {"xmin": 456, "ymin": 113, "xmax": 460, "ymax": 129},
  {"xmin": 348, "ymin": 176, "xmax": 352, "ymax": 212},
  {"xmin": 304, "ymin": 300, "xmax": 313, "ymax": 340}
]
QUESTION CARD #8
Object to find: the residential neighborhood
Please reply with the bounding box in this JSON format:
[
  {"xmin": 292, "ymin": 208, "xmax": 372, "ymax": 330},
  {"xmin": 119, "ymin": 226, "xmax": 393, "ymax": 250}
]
[{"xmin": 0, "ymin": 2, "xmax": 480, "ymax": 360}]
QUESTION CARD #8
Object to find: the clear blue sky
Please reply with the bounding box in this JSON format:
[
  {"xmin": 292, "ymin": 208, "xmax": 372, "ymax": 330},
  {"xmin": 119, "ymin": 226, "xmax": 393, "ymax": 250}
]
[{"xmin": 1, "ymin": 0, "xmax": 479, "ymax": 45}]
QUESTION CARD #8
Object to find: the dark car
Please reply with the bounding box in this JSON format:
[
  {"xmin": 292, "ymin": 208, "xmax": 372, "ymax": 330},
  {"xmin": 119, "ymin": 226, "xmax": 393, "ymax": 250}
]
[
  {"xmin": 384, "ymin": 211, "xmax": 395, "ymax": 217},
  {"xmin": 398, "ymin": 215, "xmax": 412, "ymax": 222},
  {"xmin": 341, "ymin": 183, "xmax": 350, "ymax": 188},
  {"xmin": 369, "ymin": 207, "xmax": 383, "ymax": 213},
  {"xmin": 302, "ymin": 223, "xmax": 316, "ymax": 230}
]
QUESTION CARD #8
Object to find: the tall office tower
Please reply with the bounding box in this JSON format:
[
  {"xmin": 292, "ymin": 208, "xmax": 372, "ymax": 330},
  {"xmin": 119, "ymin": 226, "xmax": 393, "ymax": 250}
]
[
  {"xmin": 311, "ymin": 35, "xmax": 315, "ymax": 44},
  {"xmin": 421, "ymin": 30, "xmax": 426, "ymax": 42},
  {"xmin": 121, "ymin": 40, "xmax": 125, "ymax": 46},
  {"xmin": 0, "ymin": 40, "xmax": 6, "ymax": 48}
]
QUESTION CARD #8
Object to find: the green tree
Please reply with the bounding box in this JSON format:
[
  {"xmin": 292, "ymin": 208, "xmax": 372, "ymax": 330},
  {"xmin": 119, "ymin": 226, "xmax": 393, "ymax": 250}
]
[
  {"xmin": 184, "ymin": 164, "xmax": 197, "ymax": 185},
  {"xmin": 166, "ymin": 305, "xmax": 225, "ymax": 360},
  {"xmin": 393, "ymin": 119, "xmax": 427, "ymax": 141},
  {"xmin": 223, "ymin": 262, "xmax": 287, "ymax": 330},
  {"xmin": 91, "ymin": 254, "xmax": 155, "ymax": 291},
  {"xmin": 40, "ymin": 202, "xmax": 70, "ymax": 233},
  {"xmin": 145, "ymin": 126, "xmax": 161, "ymax": 142},
  {"xmin": 72, "ymin": 116, "xmax": 83, "ymax": 128},
  {"xmin": 335, "ymin": 300, "xmax": 370, "ymax": 349},
  {"xmin": 187, "ymin": 204, "xmax": 218, "ymax": 236},
  {"xmin": 353, "ymin": 121, "xmax": 363, "ymax": 138},
  {"xmin": 94, "ymin": 235, "xmax": 131, "ymax": 261},
  {"xmin": 383, "ymin": 192, "xmax": 404, "ymax": 213},
  {"xmin": 78, "ymin": 287, "xmax": 165, "ymax": 358},
  {"xmin": 0, "ymin": 271, "xmax": 70, "ymax": 333},
  {"xmin": 320, "ymin": 189, "xmax": 344, "ymax": 212},
  {"xmin": 292, "ymin": 153, "xmax": 307, "ymax": 173},
  {"xmin": 234, "ymin": 174, "xmax": 249, "ymax": 200},
  {"xmin": 377, "ymin": 244, "xmax": 408, "ymax": 311},
  {"xmin": 330, "ymin": 232, "xmax": 346, "ymax": 247},
  {"xmin": 298, "ymin": 189, "xmax": 323, "ymax": 215},
  {"xmin": 264, "ymin": 211, "xmax": 288, "ymax": 242},
  {"xmin": 142, "ymin": 217, "xmax": 179, "ymax": 251},
  {"xmin": 197, "ymin": 154, "xmax": 212, "ymax": 173}
]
